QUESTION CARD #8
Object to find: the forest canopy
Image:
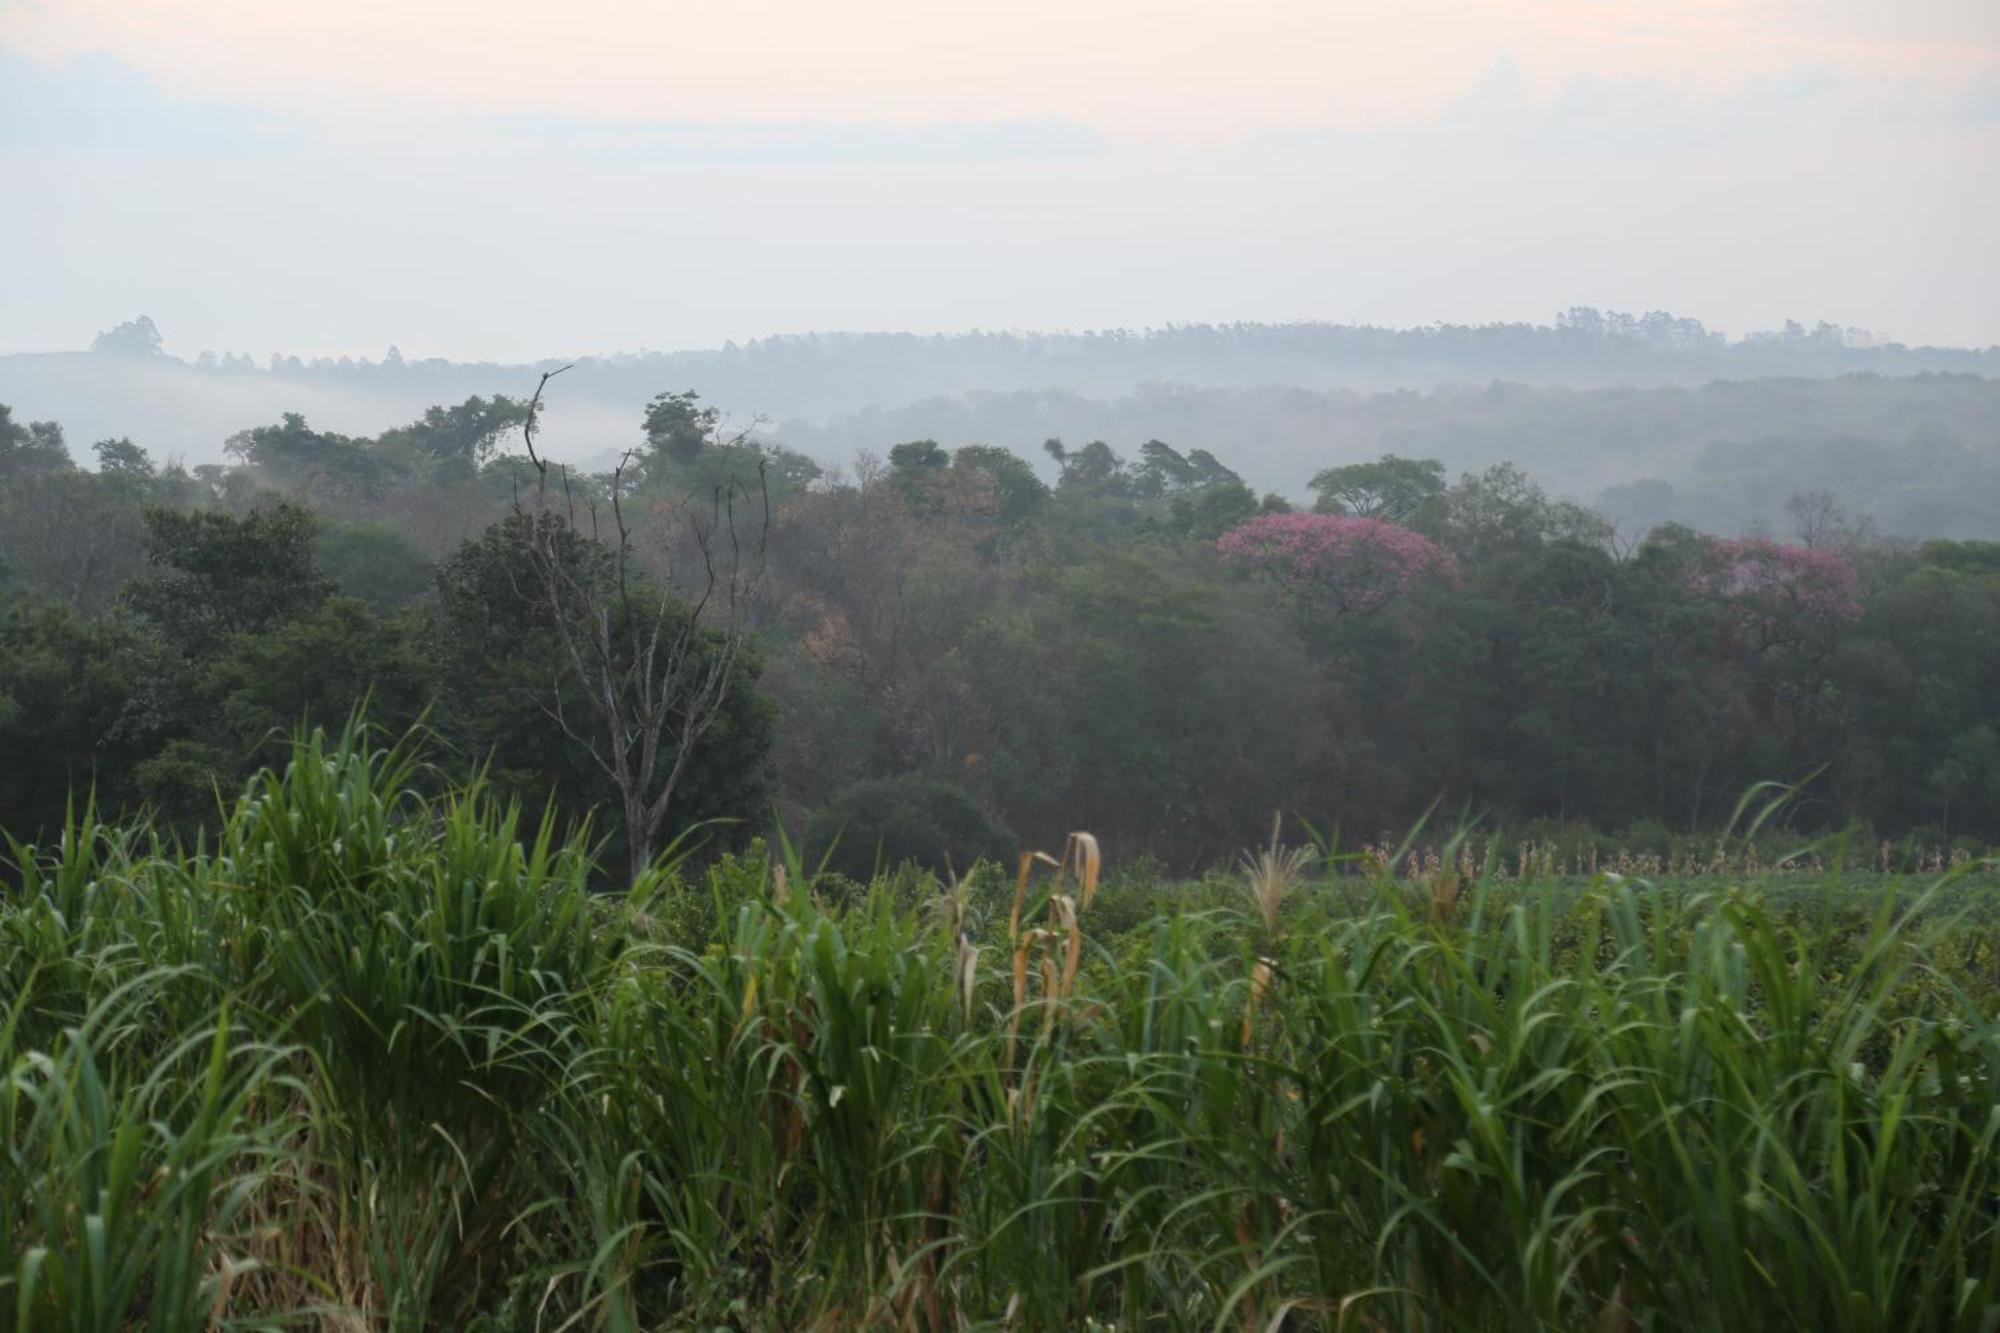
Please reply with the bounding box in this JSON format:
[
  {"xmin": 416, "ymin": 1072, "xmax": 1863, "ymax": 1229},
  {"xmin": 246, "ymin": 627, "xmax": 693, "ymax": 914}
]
[{"xmin": 2, "ymin": 381, "xmax": 1997, "ymax": 872}]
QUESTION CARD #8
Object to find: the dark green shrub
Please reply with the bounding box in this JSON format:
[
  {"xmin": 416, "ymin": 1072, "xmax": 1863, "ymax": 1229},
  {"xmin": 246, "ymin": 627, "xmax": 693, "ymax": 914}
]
[{"xmin": 803, "ymin": 774, "xmax": 1013, "ymax": 881}]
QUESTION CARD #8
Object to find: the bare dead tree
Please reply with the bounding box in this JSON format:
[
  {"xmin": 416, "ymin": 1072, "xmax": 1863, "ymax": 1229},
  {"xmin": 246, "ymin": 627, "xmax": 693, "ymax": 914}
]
[
  {"xmin": 1785, "ymin": 488, "xmax": 1842, "ymax": 550},
  {"xmin": 511, "ymin": 367, "xmax": 771, "ymax": 882}
]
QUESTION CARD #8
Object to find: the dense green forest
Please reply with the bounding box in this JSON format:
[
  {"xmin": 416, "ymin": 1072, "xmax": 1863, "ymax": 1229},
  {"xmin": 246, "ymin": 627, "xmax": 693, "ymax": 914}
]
[
  {"xmin": 3, "ymin": 379, "xmax": 1996, "ymax": 872},
  {"xmin": 785, "ymin": 371, "xmax": 2000, "ymax": 539}
]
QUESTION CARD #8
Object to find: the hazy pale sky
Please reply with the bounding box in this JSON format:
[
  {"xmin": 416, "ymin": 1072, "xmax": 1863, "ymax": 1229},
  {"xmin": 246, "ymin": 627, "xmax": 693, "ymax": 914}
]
[{"xmin": 4, "ymin": 0, "xmax": 1997, "ymax": 359}]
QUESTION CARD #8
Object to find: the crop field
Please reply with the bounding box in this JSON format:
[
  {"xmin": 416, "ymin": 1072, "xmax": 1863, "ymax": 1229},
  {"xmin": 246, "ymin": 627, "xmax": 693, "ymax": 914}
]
[{"xmin": 3, "ymin": 727, "xmax": 1997, "ymax": 1331}]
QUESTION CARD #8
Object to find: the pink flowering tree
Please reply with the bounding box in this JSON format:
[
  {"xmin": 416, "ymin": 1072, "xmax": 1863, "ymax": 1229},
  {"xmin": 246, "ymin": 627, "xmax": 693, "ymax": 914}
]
[
  {"xmin": 1688, "ymin": 537, "xmax": 1863, "ymax": 651},
  {"xmin": 1216, "ymin": 512, "xmax": 1458, "ymax": 615}
]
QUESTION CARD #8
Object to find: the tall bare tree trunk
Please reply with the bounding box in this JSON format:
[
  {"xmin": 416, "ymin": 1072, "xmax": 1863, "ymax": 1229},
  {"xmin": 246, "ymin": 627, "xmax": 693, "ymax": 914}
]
[{"xmin": 510, "ymin": 367, "xmax": 770, "ymax": 882}]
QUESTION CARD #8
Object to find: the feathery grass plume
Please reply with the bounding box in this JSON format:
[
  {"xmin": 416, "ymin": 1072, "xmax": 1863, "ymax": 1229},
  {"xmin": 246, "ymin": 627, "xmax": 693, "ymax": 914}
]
[
  {"xmin": 922, "ymin": 867, "xmax": 980, "ymax": 943},
  {"xmin": 1239, "ymin": 813, "xmax": 1316, "ymax": 937}
]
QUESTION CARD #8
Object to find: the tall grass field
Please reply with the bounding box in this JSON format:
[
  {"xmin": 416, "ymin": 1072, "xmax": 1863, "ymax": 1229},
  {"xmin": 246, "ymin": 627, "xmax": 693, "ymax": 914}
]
[{"xmin": 3, "ymin": 725, "xmax": 1996, "ymax": 1330}]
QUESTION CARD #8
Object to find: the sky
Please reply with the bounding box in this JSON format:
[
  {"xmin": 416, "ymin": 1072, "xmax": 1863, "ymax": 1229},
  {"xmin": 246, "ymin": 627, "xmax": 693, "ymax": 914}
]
[{"xmin": 3, "ymin": 0, "xmax": 1997, "ymax": 360}]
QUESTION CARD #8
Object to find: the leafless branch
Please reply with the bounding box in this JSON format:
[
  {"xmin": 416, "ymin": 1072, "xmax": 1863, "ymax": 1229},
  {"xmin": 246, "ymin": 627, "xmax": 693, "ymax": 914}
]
[
  {"xmin": 505, "ymin": 372, "xmax": 770, "ymax": 882},
  {"xmin": 520, "ymin": 362, "xmax": 574, "ymax": 495}
]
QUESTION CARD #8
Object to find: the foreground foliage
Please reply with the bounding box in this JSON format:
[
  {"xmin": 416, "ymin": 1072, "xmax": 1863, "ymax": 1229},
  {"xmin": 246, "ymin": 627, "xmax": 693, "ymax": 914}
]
[{"xmin": 2, "ymin": 726, "xmax": 1996, "ymax": 1330}]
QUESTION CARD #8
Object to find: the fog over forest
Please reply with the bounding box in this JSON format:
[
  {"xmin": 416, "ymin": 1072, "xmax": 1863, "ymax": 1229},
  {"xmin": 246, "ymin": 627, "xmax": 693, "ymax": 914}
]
[
  {"xmin": 9, "ymin": 0, "xmax": 2000, "ymax": 1322},
  {"xmin": 6, "ymin": 310, "xmax": 1998, "ymax": 539}
]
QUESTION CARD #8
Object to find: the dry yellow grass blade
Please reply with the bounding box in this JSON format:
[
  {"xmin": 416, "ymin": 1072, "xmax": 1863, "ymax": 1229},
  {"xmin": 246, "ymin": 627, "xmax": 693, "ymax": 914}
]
[
  {"xmin": 1248, "ymin": 956, "xmax": 1275, "ymax": 1008},
  {"xmin": 1429, "ymin": 869, "xmax": 1462, "ymax": 924},
  {"xmin": 957, "ymin": 938, "xmax": 980, "ymax": 1026},
  {"xmin": 1242, "ymin": 956, "xmax": 1275, "ymax": 1049},
  {"xmin": 1593, "ymin": 1278, "xmax": 1639, "ymax": 1333},
  {"xmin": 1052, "ymin": 893, "xmax": 1081, "ymax": 1000},
  {"xmin": 1066, "ymin": 832, "xmax": 1102, "ymax": 910},
  {"xmin": 207, "ymin": 1256, "xmax": 255, "ymax": 1323},
  {"xmin": 1006, "ymin": 931, "xmax": 1039, "ymax": 1069},
  {"xmin": 1009, "ymin": 851, "xmax": 1034, "ymax": 943}
]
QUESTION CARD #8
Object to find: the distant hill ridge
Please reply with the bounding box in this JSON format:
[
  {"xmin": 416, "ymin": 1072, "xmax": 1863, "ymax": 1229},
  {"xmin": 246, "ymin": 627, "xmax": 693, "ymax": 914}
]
[{"xmin": 2, "ymin": 313, "xmax": 1995, "ymax": 512}]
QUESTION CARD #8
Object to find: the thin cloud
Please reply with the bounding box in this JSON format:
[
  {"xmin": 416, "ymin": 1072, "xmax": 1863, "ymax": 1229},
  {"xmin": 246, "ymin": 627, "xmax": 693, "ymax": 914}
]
[
  {"xmin": 0, "ymin": 47, "xmax": 291, "ymax": 152},
  {"xmin": 490, "ymin": 115, "xmax": 1107, "ymax": 166},
  {"xmin": 0, "ymin": 44, "xmax": 1105, "ymax": 167},
  {"xmin": 1249, "ymin": 58, "xmax": 1999, "ymax": 154},
  {"xmin": 1950, "ymin": 63, "xmax": 2000, "ymax": 123}
]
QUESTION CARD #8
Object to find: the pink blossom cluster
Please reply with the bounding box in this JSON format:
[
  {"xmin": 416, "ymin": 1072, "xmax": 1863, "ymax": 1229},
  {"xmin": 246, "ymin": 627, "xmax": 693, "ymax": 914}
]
[
  {"xmin": 1690, "ymin": 538, "xmax": 1864, "ymax": 626},
  {"xmin": 1216, "ymin": 512, "xmax": 1458, "ymax": 613}
]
